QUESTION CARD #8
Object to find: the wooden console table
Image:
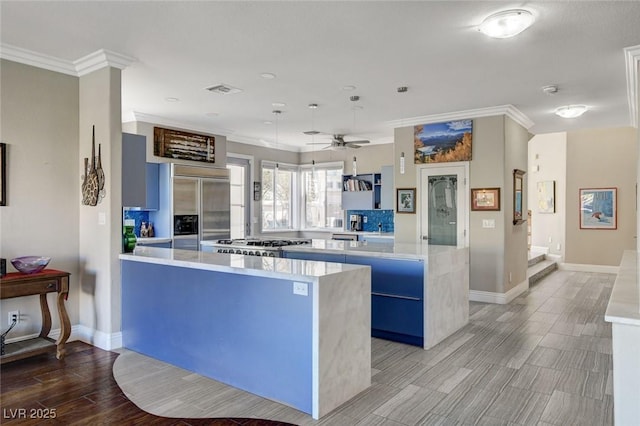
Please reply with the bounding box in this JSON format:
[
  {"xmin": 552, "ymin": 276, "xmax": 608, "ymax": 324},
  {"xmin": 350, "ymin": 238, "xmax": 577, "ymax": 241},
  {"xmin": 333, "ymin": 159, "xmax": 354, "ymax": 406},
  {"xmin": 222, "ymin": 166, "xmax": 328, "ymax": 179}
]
[{"xmin": 1, "ymin": 269, "xmax": 71, "ymax": 364}]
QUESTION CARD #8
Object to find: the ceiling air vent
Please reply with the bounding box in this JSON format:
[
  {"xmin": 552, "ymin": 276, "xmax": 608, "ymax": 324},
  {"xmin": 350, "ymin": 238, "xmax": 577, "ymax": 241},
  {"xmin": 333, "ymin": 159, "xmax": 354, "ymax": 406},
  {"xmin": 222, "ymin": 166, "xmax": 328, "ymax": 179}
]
[{"xmin": 205, "ymin": 84, "xmax": 243, "ymax": 95}]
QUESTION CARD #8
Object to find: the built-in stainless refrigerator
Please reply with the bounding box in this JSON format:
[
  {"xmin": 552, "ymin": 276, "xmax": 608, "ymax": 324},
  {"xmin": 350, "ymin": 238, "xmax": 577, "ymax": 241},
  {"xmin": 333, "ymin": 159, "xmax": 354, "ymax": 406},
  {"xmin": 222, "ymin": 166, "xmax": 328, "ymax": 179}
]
[{"xmin": 171, "ymin": 164, "xmax": 230, "ymax": 250}]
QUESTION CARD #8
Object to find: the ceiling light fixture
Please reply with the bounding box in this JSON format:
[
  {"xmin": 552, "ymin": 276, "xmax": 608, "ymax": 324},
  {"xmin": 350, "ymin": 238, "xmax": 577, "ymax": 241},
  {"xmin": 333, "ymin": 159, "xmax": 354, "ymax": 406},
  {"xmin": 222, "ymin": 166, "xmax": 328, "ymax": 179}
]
[
  {"xmin": 554, "ymin": 105, "xmax": 588, "ymax": 118},
  {"xmin": 342, "ymin": 85, "xmax": 356, "ymax": 91},
  {"xmin": 479, "ymin": 9, "xmax": 535, "ymax": 39},
  {"xmin": 272, "ymin": 102, "xmax": 286, "ymax": 107},
  {"xmin": 165, "ymin": 97, "xmax": 179, "ymax": 102},
  {"xmin": 542, "ymin": 85, "xmax": 559, "ymax": 95},
  {"xmin": 260, "ymin": 72, "xmax": 276, "ymax": 79},
  {"xmin": 350, "ymin": 95, "xmax": 361, "ymax": 176},
  {"xmin": 397, "ymin": 86, "xmax": 408, "ymax": 174}
]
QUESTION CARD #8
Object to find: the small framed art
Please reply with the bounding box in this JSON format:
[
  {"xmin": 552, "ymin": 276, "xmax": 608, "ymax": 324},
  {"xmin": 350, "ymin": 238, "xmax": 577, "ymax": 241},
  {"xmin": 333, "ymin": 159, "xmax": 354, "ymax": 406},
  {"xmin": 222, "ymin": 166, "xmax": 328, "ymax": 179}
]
[
  {"xmin": 396, "ymin": 188, "xmax": 416, "ymax": 214},
  {"xmin": 471, "ymin": 188, "xmax": 500, "ymax": 211}
]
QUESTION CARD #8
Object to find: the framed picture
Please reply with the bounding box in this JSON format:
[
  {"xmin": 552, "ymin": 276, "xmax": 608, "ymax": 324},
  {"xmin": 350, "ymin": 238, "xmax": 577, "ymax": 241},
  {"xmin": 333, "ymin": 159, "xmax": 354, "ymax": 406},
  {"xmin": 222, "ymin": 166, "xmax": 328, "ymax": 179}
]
[
  {"xmin": 154, "ymin": 127, "xmax": 215, "ymax": 163},
  {"xmin": 414, "ymin": 120, "xmax": 472, "ymax": 164},
  {"xmin": 0, "ymin": 143, "xmax": 5, "ymax": 206},
  {"xmin": 537, "ymin": 181, "xmax": 555, "ymax": 213},
  {"xmin": 580, "ymin": 187, "xmax": 617, "ymax": 230},
  {"xmin": 471, "ymin": 188, "xmax": 500, "ymax": 211},
  {"xmin": 513, "ymin": 169, "xmax": 526, "ymax": 225},
  {"xmin": 396, "ymin": 188, "xmax": 416, "ymax": 214}
]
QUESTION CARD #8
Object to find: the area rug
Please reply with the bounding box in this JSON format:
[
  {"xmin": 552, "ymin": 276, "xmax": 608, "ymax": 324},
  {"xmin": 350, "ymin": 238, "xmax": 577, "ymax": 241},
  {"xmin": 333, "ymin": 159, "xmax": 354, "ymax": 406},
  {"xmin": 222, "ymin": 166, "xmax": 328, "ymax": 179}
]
[{"xmin": 112, "ymin": 349, "xmax": 309, "ymax": 425}]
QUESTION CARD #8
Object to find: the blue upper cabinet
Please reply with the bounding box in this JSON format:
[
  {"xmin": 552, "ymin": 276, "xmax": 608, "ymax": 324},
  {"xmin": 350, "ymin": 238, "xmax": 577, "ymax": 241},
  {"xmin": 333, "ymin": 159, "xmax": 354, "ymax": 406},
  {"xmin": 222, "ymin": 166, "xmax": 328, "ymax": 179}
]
[
  {"xmin": 342, "ymin": 172, "xmax": 382, "ymax": 210},
  {"xmin": 123, "ymin": 133, "xmax": 160, "ymax": 210}
]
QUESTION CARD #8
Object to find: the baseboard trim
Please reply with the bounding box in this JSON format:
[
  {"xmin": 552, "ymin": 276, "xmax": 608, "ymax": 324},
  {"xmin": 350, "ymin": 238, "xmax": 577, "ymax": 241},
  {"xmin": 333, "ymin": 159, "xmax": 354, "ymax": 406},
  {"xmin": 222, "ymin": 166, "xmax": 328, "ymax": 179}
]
[
  {"xmin": 4, "ymin": 325, "xmax": 122, "ymax": 351},
  {"xmin": 559, "ymin": 263, "xmax": 619, "ymax": 274},
  {"xmin": 469, "ymin": 279, "xmax": 529, "ymax": 304}
]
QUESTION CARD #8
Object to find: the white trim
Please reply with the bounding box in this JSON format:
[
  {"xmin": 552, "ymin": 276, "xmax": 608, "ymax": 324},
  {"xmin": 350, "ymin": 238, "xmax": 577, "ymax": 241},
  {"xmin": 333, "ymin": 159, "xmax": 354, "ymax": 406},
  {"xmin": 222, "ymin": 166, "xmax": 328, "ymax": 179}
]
[
  {"xmin": 385, "ymin": 104, "xmax": 534, "ymax": 130},
  {"xmin": 469, "ymin": 279, "xmax": 529, "ymax": 304},
  {"xmin": 559, "ymin": 263, "xmax": 619, "ymax": 274},
  {"xmin": 132, "ymin": 111, "xmax": 235, "ymax": 136},
  {"xmin": 624, "ymin": 45, "xmax": 640, "ymax": 128},
  {"xmin": 0, "ymin": 44, "xmax": 135, "ymax": 77},
  {"xmin": 74, "ymin": 49, "xmax": 136, "ymax": 76},
  {"xmin": 0, "ymin": 43, "xmax": 77, "ymax": 75}
]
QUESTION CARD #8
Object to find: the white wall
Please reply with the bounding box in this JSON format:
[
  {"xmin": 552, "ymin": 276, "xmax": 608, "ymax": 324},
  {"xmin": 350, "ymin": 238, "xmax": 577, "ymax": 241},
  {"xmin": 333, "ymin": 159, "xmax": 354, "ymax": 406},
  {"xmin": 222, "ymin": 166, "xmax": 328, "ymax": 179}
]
[
  {"xmin": 0, "ymin": 60, "xmax": 80, "ymax": 336},
  {"xmin": 528, "ymin": 133, "xmax": 566, "ymax": 258}
]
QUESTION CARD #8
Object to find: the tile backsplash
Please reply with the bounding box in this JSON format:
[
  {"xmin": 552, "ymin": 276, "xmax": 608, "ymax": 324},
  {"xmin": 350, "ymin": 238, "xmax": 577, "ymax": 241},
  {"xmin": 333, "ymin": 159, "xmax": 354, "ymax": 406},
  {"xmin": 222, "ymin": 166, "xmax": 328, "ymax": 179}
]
[
  {"xmin": 123, "ymin": 210, "xmax": 150, "ymax": 237},
  {"xmin": 347, "ymin": 210, "xmax": 394, "ymax": 232}
]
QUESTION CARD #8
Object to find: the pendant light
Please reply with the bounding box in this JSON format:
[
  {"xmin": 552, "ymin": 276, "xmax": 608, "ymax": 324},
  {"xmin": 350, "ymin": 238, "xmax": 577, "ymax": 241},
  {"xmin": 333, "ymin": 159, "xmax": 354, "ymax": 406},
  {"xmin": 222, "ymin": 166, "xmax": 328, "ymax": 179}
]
[
  {"xmin": 273, "ymin": 109, "xmax": 281, "ymax": 169},
  {"xmin": 350, "ymin": 95, "xmax": 361, "ymax": 176},
  {"xmin": 397, "ymin": 86, "xmax": 408, "ymax": 174},
  {"xmin": 308, "ymin": 103, "xmax": 318, "ymax": 189}
]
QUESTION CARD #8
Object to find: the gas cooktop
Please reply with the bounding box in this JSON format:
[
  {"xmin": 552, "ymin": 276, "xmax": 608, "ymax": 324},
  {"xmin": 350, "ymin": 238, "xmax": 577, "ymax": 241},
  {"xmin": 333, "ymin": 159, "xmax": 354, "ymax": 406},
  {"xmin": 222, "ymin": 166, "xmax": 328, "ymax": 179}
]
[{"xmin": 211, "ymin": 238, "xmax": 311, "ymax": 257}]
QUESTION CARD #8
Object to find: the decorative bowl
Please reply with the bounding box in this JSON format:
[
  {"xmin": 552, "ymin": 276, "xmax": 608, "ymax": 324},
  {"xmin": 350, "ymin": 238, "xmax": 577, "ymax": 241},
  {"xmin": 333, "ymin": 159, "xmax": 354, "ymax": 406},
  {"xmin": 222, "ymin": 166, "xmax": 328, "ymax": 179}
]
[{"xmin": 10, "ymin": 256, "xmax": 51, "ymax": 274}]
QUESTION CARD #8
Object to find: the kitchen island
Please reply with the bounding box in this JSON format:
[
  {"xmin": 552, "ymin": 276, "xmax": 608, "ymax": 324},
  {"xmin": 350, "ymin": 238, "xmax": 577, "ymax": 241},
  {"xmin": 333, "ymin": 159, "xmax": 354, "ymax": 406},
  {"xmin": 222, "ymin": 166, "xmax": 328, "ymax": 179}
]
[
  {"xmin": 280, "ymin": 239, "xmax": 469, "ymax": 350},
  {"xmin": 120, "ymin": 247, "xmax": 371, "ymax": 420}
]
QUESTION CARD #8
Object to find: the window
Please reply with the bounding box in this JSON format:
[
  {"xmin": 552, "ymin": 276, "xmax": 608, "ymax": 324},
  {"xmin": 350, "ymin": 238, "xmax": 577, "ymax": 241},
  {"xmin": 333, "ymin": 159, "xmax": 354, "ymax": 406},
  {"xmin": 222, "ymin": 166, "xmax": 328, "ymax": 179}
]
[
  {"xmin": 301, "ymin": 163, "xmax": 344, "ymax": 229},
  {"xmin": 226, "ymin": 157, "xmax": 251, "ymax": 239},
  {"xmin": 261, "ymin": 162, "xmax": 296, "ymax": 230}
]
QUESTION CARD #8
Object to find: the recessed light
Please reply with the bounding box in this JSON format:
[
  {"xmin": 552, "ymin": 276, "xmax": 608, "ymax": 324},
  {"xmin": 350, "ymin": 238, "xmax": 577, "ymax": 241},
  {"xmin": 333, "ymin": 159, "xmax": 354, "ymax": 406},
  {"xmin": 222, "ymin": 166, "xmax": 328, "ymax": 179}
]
[
  {"xmin": 308, "ymin": 103, "xmax": 318, "ymax": 109},
  {"xmin": 554, "ymin": 105, "xmax": 588, "ymax": 118},
  {"xmin": 479, "ymin": 9, "xmax": 535, "ymax": 38},
  {"xmin": 261, "ymin": 72, "xmax": 276, "ymax": 79},
  {"xmin": 272, "ymin": 102, "xmax": 286, "ymax": 107},
  {"xmin": 263, "ymin": 121, "xmax": 273, "ymax": 125},
  {"xmin": 342, "ymin": 85, "xmax": 356, "ymax": 91},
  {"xmin": 165, "ymin": 97, "xmax": 180, "ymax": 102}
]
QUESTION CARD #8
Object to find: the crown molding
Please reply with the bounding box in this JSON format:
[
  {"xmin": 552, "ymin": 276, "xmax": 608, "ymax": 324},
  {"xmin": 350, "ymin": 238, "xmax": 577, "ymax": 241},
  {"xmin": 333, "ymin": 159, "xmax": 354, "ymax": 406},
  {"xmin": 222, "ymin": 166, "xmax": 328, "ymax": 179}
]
[
  {"xmin": 385, "ymin": 104, "xmax": 535, "ymax": 130},
  {"xmin": 74, "ymin": 49, "xmax": 136, "ymax": 76},
  {"xmin": 625, "ymin": 44, "xmax": 640, "ymax": 128},
  {"xmin": 0, "ymin": 44, "xmax": 135, "ymax": 77},
  {"xmin": 0, "ymin": 44, "xmax": 77, "ymax": 75}
]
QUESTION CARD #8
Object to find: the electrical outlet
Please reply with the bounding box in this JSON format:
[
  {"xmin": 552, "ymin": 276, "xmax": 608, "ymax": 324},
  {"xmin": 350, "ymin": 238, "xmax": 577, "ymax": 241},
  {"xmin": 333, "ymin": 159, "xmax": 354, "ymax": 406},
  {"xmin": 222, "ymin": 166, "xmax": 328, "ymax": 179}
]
[
  {"xmin": 557, "ymin": 243, "xmax": 561, "ymax": 250},
  {"xmin": 363, "ymin": 216, "xmax": 367, "ymax": 223},
  {"xmin": 8, "ymin": 310, "xmax": 19, "ymax": 326},
  {"xmin": 293, "ymin": 282, "xmax": 308, "ymax": 296},
  {"xmin": 548, "ymin": 236, "xmax": 552, "ymax": 243},
  {"xmin": 509, "ymin": 273, "xmax": 512, "ymax": 283}
]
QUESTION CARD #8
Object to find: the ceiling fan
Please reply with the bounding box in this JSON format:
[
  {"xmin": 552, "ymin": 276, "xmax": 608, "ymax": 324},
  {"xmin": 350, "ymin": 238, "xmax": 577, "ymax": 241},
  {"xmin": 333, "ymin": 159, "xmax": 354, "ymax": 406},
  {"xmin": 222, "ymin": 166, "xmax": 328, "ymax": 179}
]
[{"xmin": 306, "ymin": 134, "xmax": 370, "ymax": 150}]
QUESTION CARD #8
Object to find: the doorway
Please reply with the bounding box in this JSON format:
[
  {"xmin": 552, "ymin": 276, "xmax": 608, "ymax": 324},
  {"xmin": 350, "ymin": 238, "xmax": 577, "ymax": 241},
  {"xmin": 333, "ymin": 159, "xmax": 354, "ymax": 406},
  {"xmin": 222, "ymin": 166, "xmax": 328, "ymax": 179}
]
[
  {"xmin": 227, "ymin": 156, "xmax": 252, "ymax": 239},
  {"xmin": 420, "ymin": 164, "xmax": 468, "ymax": 247}
]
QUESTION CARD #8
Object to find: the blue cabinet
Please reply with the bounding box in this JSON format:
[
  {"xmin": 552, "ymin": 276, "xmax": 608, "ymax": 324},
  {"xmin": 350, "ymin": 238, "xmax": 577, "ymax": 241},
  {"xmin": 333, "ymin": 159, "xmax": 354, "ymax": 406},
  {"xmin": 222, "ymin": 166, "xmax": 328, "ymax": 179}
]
[
  {"xmin": 344, "ymin": 255, "xmax": 424, "ymax": 346},
  {"xmin": 122, "ymin": 133, "xmax": 147, "ymax": 208},
  {"xmin": 145, "ymin": 163, "xmax": 159, "ymax": 210},
  {"xmin": 282, "ymin": 251, "xmax": 346, "ymax": 263}
]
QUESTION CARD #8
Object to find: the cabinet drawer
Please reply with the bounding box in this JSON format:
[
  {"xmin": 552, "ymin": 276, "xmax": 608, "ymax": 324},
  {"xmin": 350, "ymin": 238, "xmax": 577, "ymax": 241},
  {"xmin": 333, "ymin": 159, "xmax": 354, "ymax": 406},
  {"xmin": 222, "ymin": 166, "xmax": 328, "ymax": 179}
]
[
  {"xmin": 372, "ymin": 294, "xmax": 423, "ymax": 338},
  {"xmin": 1, "ymin": 279, "xmax": 60, "ymax": 298},
  {"xmin": 345, "ymin": 255, "xmax": 424, "ymax": 299}
]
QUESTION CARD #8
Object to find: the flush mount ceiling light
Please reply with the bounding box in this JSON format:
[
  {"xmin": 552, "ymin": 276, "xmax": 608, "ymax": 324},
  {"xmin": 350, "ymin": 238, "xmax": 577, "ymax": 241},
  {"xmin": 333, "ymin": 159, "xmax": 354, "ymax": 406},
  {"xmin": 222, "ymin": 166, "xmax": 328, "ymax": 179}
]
[
  {"xmin": 260, "ymin": 72, "xmax": 276, "ymax": 79},
  {"xmin": 554, "ymin": 105, "xmax": 588, "ymax": 118},
  {"xmin": 165, "ymin": 97, "xmax": 180, "ymax": 102},
  {"xmin": 272, "ymin": 102, "xmax": 286, "ymax": 107},
  {"xmin": 479, "ymin": 9, "xmax": 535, "ymax": 38}
]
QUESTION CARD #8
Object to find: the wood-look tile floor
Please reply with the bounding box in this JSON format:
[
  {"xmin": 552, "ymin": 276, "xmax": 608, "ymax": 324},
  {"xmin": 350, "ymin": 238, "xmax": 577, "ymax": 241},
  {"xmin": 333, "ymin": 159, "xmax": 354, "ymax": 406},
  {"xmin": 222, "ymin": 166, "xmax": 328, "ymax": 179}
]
[
  {"xmin": 112, "ymin": 270, "xmax": 614, "ymax": 426},
  {"xmin": 1, "ymin": 270, "xmax": 615, "ymax": 425}
]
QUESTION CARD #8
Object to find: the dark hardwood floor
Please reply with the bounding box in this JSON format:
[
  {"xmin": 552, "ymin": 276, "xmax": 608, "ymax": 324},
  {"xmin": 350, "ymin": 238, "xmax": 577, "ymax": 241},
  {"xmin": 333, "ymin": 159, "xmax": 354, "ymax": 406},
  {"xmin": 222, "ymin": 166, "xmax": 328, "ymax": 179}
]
[{"xmin": 0, "ymin": 342, "xmax": 296, "ymax": 426}]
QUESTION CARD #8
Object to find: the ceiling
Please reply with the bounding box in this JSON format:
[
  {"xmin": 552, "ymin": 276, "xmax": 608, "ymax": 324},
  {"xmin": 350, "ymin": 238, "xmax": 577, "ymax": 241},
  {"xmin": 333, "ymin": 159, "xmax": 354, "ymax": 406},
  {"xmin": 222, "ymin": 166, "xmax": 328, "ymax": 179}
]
[{"xmin": 2, "ymin": 1, "xmax": 640, "ymax": 151}]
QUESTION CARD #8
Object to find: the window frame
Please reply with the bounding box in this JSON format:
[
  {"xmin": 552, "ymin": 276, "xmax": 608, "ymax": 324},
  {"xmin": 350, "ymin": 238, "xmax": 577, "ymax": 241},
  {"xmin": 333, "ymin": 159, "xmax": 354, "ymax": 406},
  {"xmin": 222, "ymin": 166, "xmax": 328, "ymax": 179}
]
[
  {"xmin": 260, "ymin": 161, "xmax": 298, "ymax": 232},
  {"xmin": 299, "ymin": 161, "xmax": 344, "ymax": 231}
]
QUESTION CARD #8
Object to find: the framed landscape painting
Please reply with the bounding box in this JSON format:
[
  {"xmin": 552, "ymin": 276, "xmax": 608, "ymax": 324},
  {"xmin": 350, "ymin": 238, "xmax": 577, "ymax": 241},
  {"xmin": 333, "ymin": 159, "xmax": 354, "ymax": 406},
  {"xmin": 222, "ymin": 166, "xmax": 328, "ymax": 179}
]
[
  {"xmin": 580, "ymin": 187, "xmax": 617, "ymax": 230},
  {"xmin": 414, "ymin": 120, "xmax": 472, "ymax": 164}
]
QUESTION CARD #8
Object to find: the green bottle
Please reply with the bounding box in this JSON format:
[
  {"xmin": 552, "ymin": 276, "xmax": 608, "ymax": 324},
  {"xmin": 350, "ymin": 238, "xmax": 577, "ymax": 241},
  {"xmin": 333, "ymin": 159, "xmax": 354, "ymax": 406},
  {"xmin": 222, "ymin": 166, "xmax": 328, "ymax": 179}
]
[{"xmin": 123, "ymin": 219, "xmax": 137, "ymax": 253}]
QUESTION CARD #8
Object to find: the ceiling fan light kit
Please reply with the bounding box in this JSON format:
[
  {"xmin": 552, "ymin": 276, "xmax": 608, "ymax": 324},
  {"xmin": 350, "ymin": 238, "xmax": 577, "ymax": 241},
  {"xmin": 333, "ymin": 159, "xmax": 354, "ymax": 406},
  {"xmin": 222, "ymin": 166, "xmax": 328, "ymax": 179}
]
[
  {"xmin": 479, "ymin": 9, "xmax": 535, "ymax": 38},
  {"xmin": 554, "ymin": 105, "xmax": 588, "ymax": 118}
]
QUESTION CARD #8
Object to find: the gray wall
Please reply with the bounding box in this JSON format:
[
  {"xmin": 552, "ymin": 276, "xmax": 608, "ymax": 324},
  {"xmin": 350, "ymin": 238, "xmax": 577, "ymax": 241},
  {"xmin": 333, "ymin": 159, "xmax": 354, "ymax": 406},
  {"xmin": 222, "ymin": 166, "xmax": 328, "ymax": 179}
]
[
  {"xmin": 0, "ymin": 59, "xmax": 80, "ymax": 336},
  {"xmin": 565, "ymin": 127, "xmax": 637, "ymax": 266}
]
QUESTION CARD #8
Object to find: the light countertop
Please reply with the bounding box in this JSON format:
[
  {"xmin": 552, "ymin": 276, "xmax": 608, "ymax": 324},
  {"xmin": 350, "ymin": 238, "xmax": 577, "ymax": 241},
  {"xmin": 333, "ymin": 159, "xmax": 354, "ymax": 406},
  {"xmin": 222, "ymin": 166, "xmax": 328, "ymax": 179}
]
[
  {"xmin": 136, "ymin": 237, "xmax": 172, "ymax": 244},
  {"xmin": 120, "ymin": 246, "xmax": 369, "ymax": 281},
  {"xmin": 335, "ymin": 231, "xmax": 395, "ymax": 239},
  {"xmin": 280, "ymin": 239, "xmax": 465, "ymax": 261},
  {"xmin": 605, "ymin": 250, "xmax": 640, "ymax": 326}
]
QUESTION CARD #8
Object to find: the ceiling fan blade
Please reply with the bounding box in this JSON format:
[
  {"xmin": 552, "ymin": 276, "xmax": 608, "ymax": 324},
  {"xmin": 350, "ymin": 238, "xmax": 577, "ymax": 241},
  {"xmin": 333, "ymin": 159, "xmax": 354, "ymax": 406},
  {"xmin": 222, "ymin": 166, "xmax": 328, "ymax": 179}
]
[
  {"xmin": 306, "ymin": 142, "xmax": 330, "ymax": 145},
  {"xmin": 303, "ymin": 130, "xmax": 322, "ymax": 135},
  {"xmin": 345, "ymin": 143, "xmax": 362, "ymax": 149},
  {"xmin": 346, "ymin": 139, "xmax": 370, "ymax": 144}
]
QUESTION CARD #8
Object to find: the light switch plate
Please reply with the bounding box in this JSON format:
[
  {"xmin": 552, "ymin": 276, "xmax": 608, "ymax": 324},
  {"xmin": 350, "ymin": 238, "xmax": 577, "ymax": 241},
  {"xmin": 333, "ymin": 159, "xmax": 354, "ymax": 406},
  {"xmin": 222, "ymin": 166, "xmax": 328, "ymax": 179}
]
[
  {"xmin": 293, "ymin": 282, "xmax": 308, "ymax": 296},
  {"xmin": 482, "ymin": 219, "xmax": 495, "ymax": 228},
  {"xmin": 98, "ymin": 212, "xmax": 106, "ymax": 225}
]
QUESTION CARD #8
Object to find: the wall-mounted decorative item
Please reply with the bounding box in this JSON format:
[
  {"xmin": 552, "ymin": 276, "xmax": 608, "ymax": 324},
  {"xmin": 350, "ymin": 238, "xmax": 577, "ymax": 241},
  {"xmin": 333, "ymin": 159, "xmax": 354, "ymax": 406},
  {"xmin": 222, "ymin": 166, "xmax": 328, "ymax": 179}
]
[
  {"xmin": 580, "ymin": 187, "xmax": 617, "ymax": 230},
  {"xmin": 471, "ymin": 187, "xmax": 500, "ymax": 211},
  {"xmin": 414, "ymin": 120, "xmax": 472, "ymax": 164},
  {"xmin": 81, "ymin": 126, "xmax": 101, "ymax": 206},
  {"xmin": 253, "ymin": 181, "xmax": 261, "ymax": 202},
  {"xmin": 396, "ymin": 188, "xmax": 416, "ymax": 214},
  {"xmin": 154, "ymin": 127, "xmax": 215, "ymax": 163},
  {"xmin": 513, "ymin": 169, "xmax": 526, "ymax": 225},
  {"xmin": 0, "ymin": 142, "xmax": 6, "ymax": 206},
  {"xmin": 537, "ymin": 180, "xmax": 555, "ymax": 213}
]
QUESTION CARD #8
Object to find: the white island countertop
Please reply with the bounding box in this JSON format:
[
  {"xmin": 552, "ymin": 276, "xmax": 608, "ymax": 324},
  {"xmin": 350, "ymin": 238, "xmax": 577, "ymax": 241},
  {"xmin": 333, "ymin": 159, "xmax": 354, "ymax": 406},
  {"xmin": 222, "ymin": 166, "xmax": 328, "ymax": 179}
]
[
  {"xmin": 120, "ymin": 246, "xmax": 368, "ymax": 281},
  {"xmin": 136, "ymin": 237, "xmax": 172, "ymax": 244},
  {"xmin": 279, "ymin": 239, "xmax": 463, "ymax": 261}
]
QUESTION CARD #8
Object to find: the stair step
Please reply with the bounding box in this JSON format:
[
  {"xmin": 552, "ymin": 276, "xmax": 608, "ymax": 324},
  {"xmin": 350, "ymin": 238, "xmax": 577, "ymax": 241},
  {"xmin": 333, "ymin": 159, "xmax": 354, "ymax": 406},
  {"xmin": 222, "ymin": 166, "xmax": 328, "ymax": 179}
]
[
  {"xmin": 528, "ymin": 252, "xmax": 546, "ymax": 267},
  {"xmin": 528, "ymin": 259, "xmax": 557, "ymax": 285}
]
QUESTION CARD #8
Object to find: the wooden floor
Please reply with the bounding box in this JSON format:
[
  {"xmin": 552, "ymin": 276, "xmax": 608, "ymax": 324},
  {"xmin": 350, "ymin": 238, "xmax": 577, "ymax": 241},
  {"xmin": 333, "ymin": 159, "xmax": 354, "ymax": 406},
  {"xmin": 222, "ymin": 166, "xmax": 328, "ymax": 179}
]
[
  {"xmin": 1, "ymin": 270, "xmax": 614, "ymax": 425},
  {"xmin": 0, "ymin": 343, "xmax": 295, "ymax": 426}
]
